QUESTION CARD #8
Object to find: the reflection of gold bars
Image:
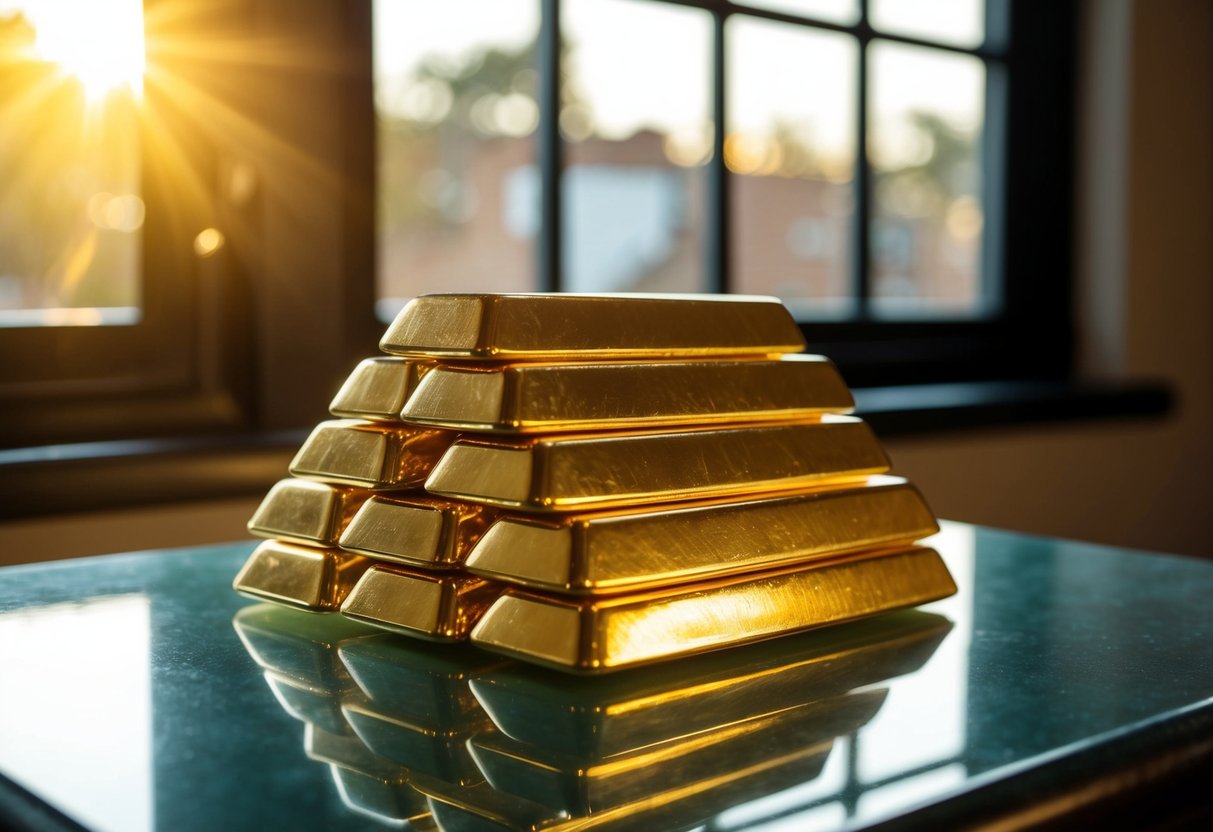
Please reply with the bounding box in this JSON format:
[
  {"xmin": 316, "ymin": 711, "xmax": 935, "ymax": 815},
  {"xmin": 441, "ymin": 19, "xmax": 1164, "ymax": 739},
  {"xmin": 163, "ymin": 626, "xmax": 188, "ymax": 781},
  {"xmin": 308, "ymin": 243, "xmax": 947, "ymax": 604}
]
[
  {"xmin": 328, "ymin": 766, "xmax": 433, "ymax": 829},
  {"xmin": 417, "ymin": 732, "xmax": 832, "ymax": 832},
  {"xmin": 247, "ymin": 479, "xmax": 371, "ymax": 546},
  {"xmin": 400, "ymin": 356, "xmax": 852, "ymax": 433},
  {"xmin": 465, "ymin": 476, "xmax": 937, "ymax": 593},
  {"xmin": 329, "ymin": 357, "xmax": 430, "ymax": 421},
  {"xmin": 233, "ymin": 540, "xmax": 370, "ymax": 612},
  {"xmin": 341, "ymin": 564, "xmax": 502, "ymax": 640},
  {"xmin": 378, "ymin": 293, "xmax": 806, "ymax": 360},
  {"xmin": 470, "ymin": 609, "xmax": 951, "ymax": 758},
  {"xmin": 305, "ymin": 723, "xmax": 412, "ymax": 783},
  {"xmin": 289, "ymin": 419, "xmax": 457, "ymax": 489},
  {"xmin": 262, "ymin": 669, "xmax": 353, "ymax": 735},
  {"xmin": 232, "ymin": 603, "xmax": 377, "ymax": 690},
  {"xmin": 467, "ymin": 691, "xmax": 881, "ymax": 817},
  {"xmin": 339, "ymin": 635, "xmax": 505, "ymax": 727},
  {"xmin": 425, "ymin": 416, "xmax": 889, "ymax": 511},
  {"xmin": 338, "ymin": 495, "xmax": 494, "ymax": 569},
  {"xmin": 342, "ymin": 701, "xmax": 490, "ymax": 786},
  {"xmin": 471, "ymin": 546, "xmax": 956, "ymax": 672}
]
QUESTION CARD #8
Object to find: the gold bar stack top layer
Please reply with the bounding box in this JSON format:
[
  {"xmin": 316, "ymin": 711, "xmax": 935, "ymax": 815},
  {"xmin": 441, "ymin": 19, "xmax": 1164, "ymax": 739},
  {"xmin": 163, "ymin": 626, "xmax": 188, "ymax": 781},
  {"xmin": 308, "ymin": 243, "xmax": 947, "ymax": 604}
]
[
  {"xmin": 235, "ymin": 292, "xmax": 956, "ymax": 671},
  {"xmin": 379, "ymin": 293, "xmax": 807, "ymax": 359}
]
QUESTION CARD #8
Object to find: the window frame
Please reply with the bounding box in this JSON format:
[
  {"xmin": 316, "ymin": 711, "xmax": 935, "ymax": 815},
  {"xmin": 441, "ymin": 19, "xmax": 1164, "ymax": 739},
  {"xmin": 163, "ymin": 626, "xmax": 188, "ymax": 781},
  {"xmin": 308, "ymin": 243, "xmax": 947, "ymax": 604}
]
[
  {"xmin": 521, "ymin": 0, "xmax": 1076, "ymax": 386},
  {"xmin": 0, "ymin": 0, "xmax": 1078, "ymax": 452}
]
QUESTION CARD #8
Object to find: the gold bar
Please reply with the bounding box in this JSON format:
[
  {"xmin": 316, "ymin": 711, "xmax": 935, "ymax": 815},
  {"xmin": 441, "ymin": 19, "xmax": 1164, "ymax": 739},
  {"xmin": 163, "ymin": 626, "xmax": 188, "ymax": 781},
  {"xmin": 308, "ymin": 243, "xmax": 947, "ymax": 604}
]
[
  {"xmin": 290, "ymin": 419, "xmax": 457, "ymax": 489},
  {"xmin": 342, "ymin": 701, "xmax": 489, "ymax": 786},
  {"xmin": 465, "ymin": 476, "xmax": 937, "ymax": 594},
  {"xmin": 379, "ymin": 293, "xmax": 806, "ymax": 360},
  {"xmin": 329, "ymin": 357, "xmax": 430, "ymax": 421},
  {"xmin": 470, "ymin": 546, "xmax": 956, "ymax": 672},
  {"xmin": 338, "ymin": 495, "xmax": 494, "ymax": 569},
  {"xmin": 400, "ymin": 355, "xmax": 853, "ymax": 433},
  {"xmin": 338, "ymin": 634, "xmax": 505, "ymax": 728},
  {"xmin": 233, "ymin": 540, "xmax": 371, "ymax": 612},
  {"xmin": 467, "ymin": 693, "xmax": 876, "ymax": 816},
  {"xmin": 341, "ymin": 564, "xmax": 502, "ymax": 641},
  {"xmin": 469, "ymin": 609, "xmax": 950, "ymax": 758},
  {"xmin": 232, "ymin": 603, "xmax": 378, "ymax": 690},
  {"xmin": 425, "ymin": 416, "xmax": 889, "ymax": 511},
  {"xmin": 247, "ymin": 479, "xmax": 371, "ymax": 546}
]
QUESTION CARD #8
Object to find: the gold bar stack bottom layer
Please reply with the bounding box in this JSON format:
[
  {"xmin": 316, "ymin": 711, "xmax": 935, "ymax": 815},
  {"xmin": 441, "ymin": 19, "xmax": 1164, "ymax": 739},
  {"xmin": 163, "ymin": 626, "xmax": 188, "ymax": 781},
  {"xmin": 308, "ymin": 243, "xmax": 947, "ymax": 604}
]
[{"xmin": 235, "ymin": 294, "xmax": 956, "ymax": 672}]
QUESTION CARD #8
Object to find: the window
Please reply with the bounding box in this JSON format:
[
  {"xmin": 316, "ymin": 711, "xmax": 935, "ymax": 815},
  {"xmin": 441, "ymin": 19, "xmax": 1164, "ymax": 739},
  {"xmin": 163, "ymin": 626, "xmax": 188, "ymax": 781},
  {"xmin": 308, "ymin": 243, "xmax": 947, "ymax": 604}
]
[
  {"xmin": 0, "ymin": 0, "xmax": 1075, "ymax": 456},
  {"xmin": 372, "ymin": 0, "xmax": 1076, "ymax": 386}
]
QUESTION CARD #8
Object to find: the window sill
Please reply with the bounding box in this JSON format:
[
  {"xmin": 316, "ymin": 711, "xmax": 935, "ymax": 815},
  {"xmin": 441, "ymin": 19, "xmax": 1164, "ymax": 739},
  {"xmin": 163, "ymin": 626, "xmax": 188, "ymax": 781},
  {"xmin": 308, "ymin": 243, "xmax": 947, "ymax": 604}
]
[{"xmin": 0, "ymin": 379, "xmax": 1172, "ymax": 520}]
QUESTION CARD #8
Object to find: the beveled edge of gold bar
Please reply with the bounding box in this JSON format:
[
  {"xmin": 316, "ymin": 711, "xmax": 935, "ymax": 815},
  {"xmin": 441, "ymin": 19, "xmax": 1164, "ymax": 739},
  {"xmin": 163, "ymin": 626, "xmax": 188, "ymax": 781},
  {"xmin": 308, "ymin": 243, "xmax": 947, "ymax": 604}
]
[
  {"xmin": 233, "ymin": 540, "xmax": 371, "ymax": 612},
  {"xmin": 469, "ymin": 546, "xmax": 957, "ymax": 672},
  {"xmin": 248, "ymin": 478, "xmax": 372, "ymax": 546},
  {"xmin": 463, "ymin": 476, "xmax": 939, "ymax": 594},
  {"xmin": 398, "ymin": 354, "xmax": 854, "ymax": 433},
  {"xmin": 289, "ymin": 419, "xmax": 457, "ymax": 489},
  {"xmin": 424, "ymin": 415, "xmax": 890, "ymax": 511},
  {"xmin": 378, "ymin": 293, "xmax": 806, "ymax": 359},
  {"xmin": 338, "ymin": 494, "xmax": 494, "ymax": 568},
  {"xmin": 330, "ymin": 356, "xmax": 431, "ymax": 421},
  {"xmin": 341, "ymin": 563, "xmax": 502, "ymax": 641}
]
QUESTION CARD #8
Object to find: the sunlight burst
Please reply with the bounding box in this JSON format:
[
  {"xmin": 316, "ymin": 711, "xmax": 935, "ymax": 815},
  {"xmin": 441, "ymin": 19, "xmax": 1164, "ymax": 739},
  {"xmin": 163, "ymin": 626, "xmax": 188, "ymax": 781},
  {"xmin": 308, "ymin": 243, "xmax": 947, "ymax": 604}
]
[{"xmin": 25, "ymin": 0, "xmax": 145, "ymax": 100}]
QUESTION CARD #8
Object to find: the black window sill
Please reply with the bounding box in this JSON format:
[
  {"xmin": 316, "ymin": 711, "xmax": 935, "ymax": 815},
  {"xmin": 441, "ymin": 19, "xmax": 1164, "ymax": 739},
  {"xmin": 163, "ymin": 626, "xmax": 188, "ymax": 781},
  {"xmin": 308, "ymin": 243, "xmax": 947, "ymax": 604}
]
[{"xmin": 0, "ymin": 379, "xmax": 1172, "ymax": 521}]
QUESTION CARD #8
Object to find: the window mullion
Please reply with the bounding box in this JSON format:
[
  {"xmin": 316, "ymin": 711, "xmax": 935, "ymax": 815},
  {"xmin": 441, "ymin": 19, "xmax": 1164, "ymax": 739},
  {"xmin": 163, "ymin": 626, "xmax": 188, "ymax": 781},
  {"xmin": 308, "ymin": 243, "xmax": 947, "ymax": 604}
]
[
  {"xmin": 853, "ymin": 1, "xmax": 873, "ymax": 318},
  {"xmin": 538, "ymin": 0, "xmax": 563, "ymax": 292},
  {"xmin": 708, "ymin": 9, "xmax": 729, "ymax": 293}
]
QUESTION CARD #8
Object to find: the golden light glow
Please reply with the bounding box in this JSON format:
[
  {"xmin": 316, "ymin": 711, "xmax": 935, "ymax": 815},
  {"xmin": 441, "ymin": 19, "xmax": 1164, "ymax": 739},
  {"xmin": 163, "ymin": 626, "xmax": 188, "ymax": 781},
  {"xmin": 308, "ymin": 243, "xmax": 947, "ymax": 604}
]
[{"xmin": 26, "ymin": 0, "xmax": 146, "ymax": 100}]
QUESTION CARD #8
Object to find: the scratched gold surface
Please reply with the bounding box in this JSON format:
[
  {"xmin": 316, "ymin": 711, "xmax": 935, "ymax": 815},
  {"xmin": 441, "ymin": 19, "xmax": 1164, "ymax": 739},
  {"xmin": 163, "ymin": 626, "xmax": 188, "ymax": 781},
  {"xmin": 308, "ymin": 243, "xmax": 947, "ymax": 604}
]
[
  {"xmin": 425, "ymin": 416, "xmax": 889, "ymax": 511},
  {"xmin": 232, "ymin": 540, "xmax": 370, "ymax": 612},
  {"xmin": 338, "ymin": 494, "xmax": 494, "ymax": 568},
  {"xmin": 247, "ymin": 479, "xmax": 371, "ymax": 546},
  {"xmin": 379, "ymin": 294, "xmax": 806, "ymax": 360},
  {"xmin": 464, "ymin": 476, "xmax": 937, "ymax": 593},
  {"xmin": 399, "ymin": 355, "xmax": 853, "ymax": 433},
  {"xmin": 470, "ymin": 547, "xmax": 956, "ymax": 671},
  {"xmin": 290, "ymin": 419, "xmax": 457, "ymax": 489}
]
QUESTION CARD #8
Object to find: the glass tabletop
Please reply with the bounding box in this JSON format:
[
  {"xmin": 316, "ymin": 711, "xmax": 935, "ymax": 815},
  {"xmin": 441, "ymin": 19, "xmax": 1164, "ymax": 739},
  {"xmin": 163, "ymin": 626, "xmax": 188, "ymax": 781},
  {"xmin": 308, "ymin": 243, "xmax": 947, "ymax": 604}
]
[{"xmin": 0, "ymin": 522, "xmax": 1210, "ymax": 832}]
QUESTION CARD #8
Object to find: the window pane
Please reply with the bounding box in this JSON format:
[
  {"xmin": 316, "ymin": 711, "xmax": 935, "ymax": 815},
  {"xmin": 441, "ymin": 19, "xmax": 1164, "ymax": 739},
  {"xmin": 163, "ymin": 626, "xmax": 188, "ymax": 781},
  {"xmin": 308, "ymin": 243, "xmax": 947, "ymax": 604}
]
[
  {"xmin": 869, "ymin": 0, "xmax": 984, "ymax": 49},
  {"xmin": 0, "ymin": 0, "xmax": 144, "ymax": 327},
  {"xmin": 863, "ymin": 42, "xmax": 984, "ymax": 320},
  {"xmin": 561, "ymin": 0, "xmax": 711, "ymax": 293},
  {"xmin": 727, "ymin": 17, "xmax": 856, "ymax": 318},
  {"xmin": 373, "ymin": 0, "xmax": 539, "ymax": 320},
  {"xmin": 868, "ymin": 42, "xmax": 985, "ymax": 318},
  {"xmin": 743, "ymin": 1, "xmax": 858, "ymax": 25}
]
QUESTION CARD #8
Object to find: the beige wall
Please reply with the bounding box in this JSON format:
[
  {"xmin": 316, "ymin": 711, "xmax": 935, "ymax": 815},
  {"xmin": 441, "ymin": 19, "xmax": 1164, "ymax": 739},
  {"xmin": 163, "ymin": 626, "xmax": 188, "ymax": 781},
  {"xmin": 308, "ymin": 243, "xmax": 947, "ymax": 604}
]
[{"xmin": 2, "ymin": 1, "xmax": 1210, "ymax": 564}]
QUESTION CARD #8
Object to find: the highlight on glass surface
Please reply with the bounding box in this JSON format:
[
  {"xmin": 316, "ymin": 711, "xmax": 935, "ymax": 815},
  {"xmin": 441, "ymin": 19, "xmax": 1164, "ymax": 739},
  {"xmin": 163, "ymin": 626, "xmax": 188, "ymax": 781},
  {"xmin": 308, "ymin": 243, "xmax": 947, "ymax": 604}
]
[{"xmin": 0, "ymin": 0, "xmax": 145, "ymax": 328}]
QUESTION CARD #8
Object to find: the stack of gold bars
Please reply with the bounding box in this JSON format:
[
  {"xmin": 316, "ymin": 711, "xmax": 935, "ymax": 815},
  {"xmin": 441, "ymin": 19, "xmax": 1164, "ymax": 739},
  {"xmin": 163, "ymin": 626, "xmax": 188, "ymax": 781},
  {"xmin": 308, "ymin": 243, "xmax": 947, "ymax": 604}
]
[{"xmin": 235, "ymin": 293, "xmax": 956, "ymax": 672}]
